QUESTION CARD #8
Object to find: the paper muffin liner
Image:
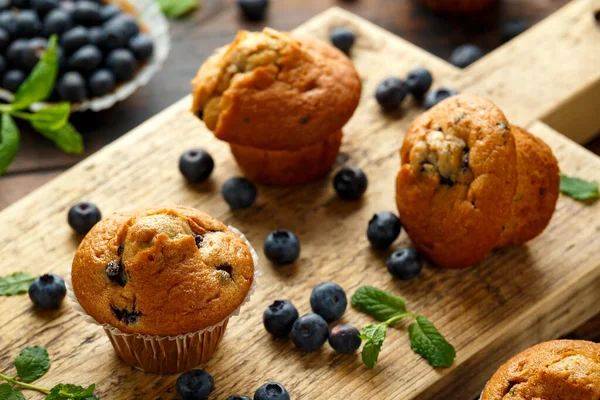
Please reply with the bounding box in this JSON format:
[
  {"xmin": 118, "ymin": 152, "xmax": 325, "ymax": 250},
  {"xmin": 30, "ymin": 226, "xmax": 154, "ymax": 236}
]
[
  {"xmin": 0, "ymin": 0, "xmax": 170, "ymax": 113},
  {"xmin": 66, "ymin": 225, "xmax": 260, "ymax": 374}
]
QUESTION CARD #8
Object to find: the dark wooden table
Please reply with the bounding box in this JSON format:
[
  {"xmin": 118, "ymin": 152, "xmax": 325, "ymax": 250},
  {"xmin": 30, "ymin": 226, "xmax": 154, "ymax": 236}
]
[{"xmin": 1, "ymin": 0, "xmax": 599, "ymax": 342}]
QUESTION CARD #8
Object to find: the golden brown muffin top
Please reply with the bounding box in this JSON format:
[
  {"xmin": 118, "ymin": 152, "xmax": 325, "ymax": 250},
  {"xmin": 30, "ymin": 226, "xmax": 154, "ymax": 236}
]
[
  {"xmin": 396, "ymin": 94, "xmax": 518, "ymax": 268},
  {"xmin": 71, "ymin": 206, "xmax": 255, "ymax": 336},
  {"xmin": 191, "ymin": 28, "xmax": 361, "ymax": 150},
  {"xmin": 482, "ymin": 340, "xmax": 600, "ymax": 400}
]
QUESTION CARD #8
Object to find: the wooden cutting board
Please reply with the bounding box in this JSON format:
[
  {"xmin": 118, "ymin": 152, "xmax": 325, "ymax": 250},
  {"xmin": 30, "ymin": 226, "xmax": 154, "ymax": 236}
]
[{"xmin": 1, "ymin": 1, "xmax": 599, "ymax": 399}]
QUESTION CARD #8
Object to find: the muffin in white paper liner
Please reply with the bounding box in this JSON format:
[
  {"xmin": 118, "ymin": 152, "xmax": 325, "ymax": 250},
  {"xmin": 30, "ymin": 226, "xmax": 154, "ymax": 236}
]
[
  {"xmin": 66, "ymin": 225, "xmax": 260, "ymax": 374},
  {"xmin": 0, "ymin": 0, "xmax": 170, "ymax": 113}
]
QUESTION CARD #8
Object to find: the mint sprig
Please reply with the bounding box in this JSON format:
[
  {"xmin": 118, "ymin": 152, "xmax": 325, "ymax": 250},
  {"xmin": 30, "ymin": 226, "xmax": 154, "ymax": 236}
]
[
  {"xmin": 15, "ymin": 346, "xmax": 50, "ymax": 383},
  {"xmin": 0, "ymin": 272, "xmax": 34, "ymax": 296},
  {"xmin": 0, "ymin": 346, "xmax": 97, "ymax": 399},
  {"xmin": 560, "ymin": 174, "xmax": 599, "ymax": 201},
  {"xmin": 352, "ymin": 286, "xmax": 455, "ymax": 368},
  {"xmin": 0, "ymin": 34, "xmax": 84, "ymax": 176},
  {"xmin": 157, "ymin": 0, "xmax": 199, "ymax": 18}
]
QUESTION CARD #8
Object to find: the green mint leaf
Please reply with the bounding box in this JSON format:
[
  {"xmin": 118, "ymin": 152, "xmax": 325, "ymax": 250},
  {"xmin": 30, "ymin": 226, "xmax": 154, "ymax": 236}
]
[
  {"xmin": 0, "ymin": 383, "xmax": 25, "ymax": 400},
  {"xmin": 352, "ymin": 285, "xmax": 407, "ymax": 322},
  {"xmin": 15, "ymin": 346, "xmax": 50, "ymax": 383},
  {"xmin": 33, "ymin": 122, "xmax": 83, "ymax": 155},
  {"xmin": 157, "ymin": 0, "xmax": 198, "ymax": 18},
  {"xmin": 359, "ymin": 323, "xmax": 387, "ymax": 368},
  {"xmin": 560, "ymin": 174, "xmax": 599, "ymax": 201},
  {"xmin": 11, "ymin": 35, "xmax": 59, "ymax": 110},
  {"xmin": 408, "ymin": 316, "xmax": 456, "ymax": 368},
  {"xmin": 46, "ymin": 384, "xmax": 97, "ymax": 400},
  {"xmin": 0, "ymin": 113, "xmax": 20, "ymax": 176},
  {"xmin": 0, "ymin": 272, "xmax": 34, "ymax": 296},
  {"xmin": 28, "ymin": 103, "xmax": 71, "ymax": 131}
]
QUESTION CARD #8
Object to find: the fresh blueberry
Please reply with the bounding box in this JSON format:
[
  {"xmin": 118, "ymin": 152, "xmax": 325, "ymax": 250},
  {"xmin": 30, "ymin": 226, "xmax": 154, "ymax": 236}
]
[
  {"xmin": 263, "ymin": 299, "xmax": 299, "ymax": 338},
  {"xmin": 73, "ymin": 0, "xmax": 102, "ymax": 26},
  {"xmin": 99, "ymin": 4, "xmax": 120, "ymax": 22},
  {"xmin": 106, "ymin": 48, "xmax": 136, "ymax": 81},
  {"xmin": 0, "ymin": 55, "xmax": 6, "ymax": 76},
  {"xmin": 310, "ymin": 282, "xmax": 347, "ymax": 323},
  {"xmin": 501, "ymin": 19, "xmax": 528, "ymax": 43},
  {"xmin": 406, "ymin": 67, "xmax": 433, "ymax": 98},
  {"xmin": 12, "ymin": 0, "xmax": 30, "ymax": 8},
  {"xmin": 102, "ymin": 14, "xmax": 139, "ymax": 50},
  {"xmin": 1, "ymin": 70, "xmax": 26, "ymax": 92},
  {"xmin": 6, "ymin": 39, "xmax": 28, "ymax": 67},
  {"xmin": 128, "ymin": 34, "xmax": 153, "ymax": 61},
  {"xmin": 221, "ymin": 177, "xmax": 257, "ymax": 209},
  {"xmin": 61, "ymin": 26, "xmax": 89, "ymax": 54},
  {"xmin": 254, "ymin": 382, "xmax": 289, "ymax": 400},
  {"xmin": 328, "ymin": 324, "xmax": 362, "ymax": 354},
  {"xmin": 0, "ymin": 11, "xmax": 17, "ymax": 37},
  {"xmin": 387, "ymin": 248, "xmax": 423, "ymax": 280},
  {"xmin": 367, "ymin": 211, "xmax": 402, "ymax": 249},
  {"xmin": 0, "ymin": 27, "xmax": 8, "ymax": 51},
  {"xmin": 58, "ymin": 71, "xmax": 87, "ymax": 102},
  {"xmin": 176, "ymin": 369, "xmax": 214, "ymax": 400},
  {"xmin": 237, "ymin": 0, "xmax": 269, "ymax": 21},
  {"xmin": 43, "ymin": 8, "xmax": 72, "ymax": 36},
  {"xmin": 67, "ymin": 44, "xmax": 102, "ymax": 74},
  {"xmin": 31, "ymin": 0, "xmax": 59, "ymax": 16},
  {"xmin": 291, "ymin": 313, "xmax": 328, "ymax": 352},
  {"xmin": 449, "ymin": 44, "xmax": 483, "ymax": 68},
  {"xmin": 264, "ymin": 230, "xmax": 300, "ymax": 265},
  {"xmin": 424, "ymin": 87, "xmax": 459, "ymax": 110},
  {"xmin": 88, "ymin": 68, "xmax": 115, "ymax": 97},
  {"xmin": 330, "ymin": 27, "xmax": 355, "ymax": 54},
  {"xmin": 15, "ymin": 10, "xmax": 42, "ymax": 38},
  {"xmin": 58, "ymin": 0, "xmax": 76, "ymax": 17},
  {"xmin": 67, "ymin": 201, "xmax": 101, "ymax": 234},
  {"xmin": 333, "ymin": 166, "xmax": 368, "ymax": 200},
  {"xmin": 375, "ymin": 77, "xmax": 409, "ymax": 111},
  {"xmin": 87, "ymin": 26, "xmax": 102, "ymax": 46},
  {"xmin": 22, "ymin": 37, "xmax": 47, "ymax": 71},
  {"xmin": 178, "ymin": 148, "xmax": 214, "ymax": 183},
  {"xmin": 227, "ymin": 396, "xmax": 252, "ymax": 400},
  {"xmin": 28, "ymin": 274, "xmax": 67, "ymax": 309}
]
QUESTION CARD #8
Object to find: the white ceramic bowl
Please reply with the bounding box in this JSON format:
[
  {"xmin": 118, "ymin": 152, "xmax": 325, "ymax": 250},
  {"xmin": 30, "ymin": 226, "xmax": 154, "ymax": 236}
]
[{"xmin": 0, "ymin": 0, "xmax": 170, "ymax": 112}]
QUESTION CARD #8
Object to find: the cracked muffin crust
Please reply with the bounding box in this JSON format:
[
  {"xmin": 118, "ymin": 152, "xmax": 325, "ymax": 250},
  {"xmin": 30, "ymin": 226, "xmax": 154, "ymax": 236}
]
[
  {"xmin": 396, "ymin": 94, "xmax": 518, "ymax": 269},
  {"xmin": 71, "ymin": 206, "xmax": 255, "ymax": 336},
  {"xmin": 482, "ymin": 340, "xmax": 600, "ymax": 400},
  {"xmin": 191, "ymin": 28, "xmax": 361, "ymax": 151},
  {"xmin": 497, "ymin": 125, "xmax": 560, "ymax": 247}
]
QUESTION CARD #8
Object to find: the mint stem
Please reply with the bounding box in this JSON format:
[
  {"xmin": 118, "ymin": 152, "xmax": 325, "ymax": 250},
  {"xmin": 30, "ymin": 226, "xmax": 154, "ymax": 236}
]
[
  {"xmin": 0, "ymin": 372, "xmax": 50, "ymax": 394},
  {"xmin": 383, "ymin": 312, "xmax": 417, "ymax": 327}
]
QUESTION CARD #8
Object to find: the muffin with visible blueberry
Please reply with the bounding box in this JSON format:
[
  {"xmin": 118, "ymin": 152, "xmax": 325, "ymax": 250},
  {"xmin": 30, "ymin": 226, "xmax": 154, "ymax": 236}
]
[
  {"xmin": 70, "ymin": 206, "xmax": 257, "ymax": 373},
  {"xmin": 191, "ymin": 28, "xmax": 361, "ymax": 185},
  {"xmin": 497, "ymin": 125, "xmax": 559, "ymax": 247},
  {"xmin": 396, "ymin": 94, "xmax": 518, "ymax": 269},
  {"xmin": 481, "ymin": 340, "xmax": 600, "ymax": 399}
]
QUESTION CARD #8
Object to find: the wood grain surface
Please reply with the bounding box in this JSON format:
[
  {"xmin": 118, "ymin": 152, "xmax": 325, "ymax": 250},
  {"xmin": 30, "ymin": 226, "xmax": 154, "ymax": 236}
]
[{"xmin": 1, "ymin": 5, "xmax": 599, "ymax": 399}]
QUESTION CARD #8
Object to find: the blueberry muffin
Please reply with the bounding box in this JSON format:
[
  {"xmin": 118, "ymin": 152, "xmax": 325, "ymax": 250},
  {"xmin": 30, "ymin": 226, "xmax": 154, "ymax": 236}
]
[
  {"xmin": 71, "ymin": 206, "xmax": 255, "ymax": 373},
  {"xmin": 191, "ymin": 28, "xmax": 361, "ymax": 185},
  {"xmin": 497, "ymin": 126, "xmax": 560, "ymax": 247},
  {"xmin": 396, "ymin": 94, "xmax": 518, "ymax": 269},
  {"xmin": 481, "ymin": 340, "xmax": 600, "ymax": 400},
  {"xmin": 420, "ymin": 0, "xmax": 496, "ymax": 14}
]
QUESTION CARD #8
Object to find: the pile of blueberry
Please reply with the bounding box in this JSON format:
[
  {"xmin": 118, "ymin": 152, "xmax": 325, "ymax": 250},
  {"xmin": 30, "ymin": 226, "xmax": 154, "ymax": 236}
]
[
  {"xmin": 263, "ymin": 282, "xmax": 362, "ymax": 355},
  {"xmin": 177, "ymin": 368, "xmax": 290, "ymax": 400},
  {"xmin": 367, "ymin": 211, "xmax": 425, "ymax": 280},
  {"xmin": 0, "ymin": 0, "xmax": 154, "ymax": 102}
]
